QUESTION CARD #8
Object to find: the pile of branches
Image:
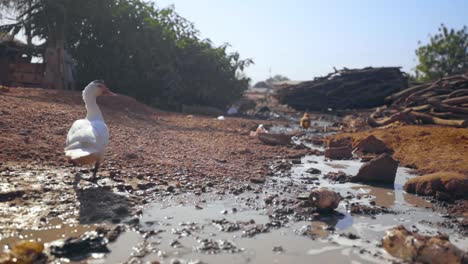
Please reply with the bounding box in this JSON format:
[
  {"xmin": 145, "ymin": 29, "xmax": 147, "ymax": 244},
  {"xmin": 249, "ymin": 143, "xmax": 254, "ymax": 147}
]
[
  {"xmin": 369, "ymin": 72, "xmax": 468, "ymax": 128},
  {"xmin": 275, "ymin": 67, "xmax": 408, "ymax": 111}
]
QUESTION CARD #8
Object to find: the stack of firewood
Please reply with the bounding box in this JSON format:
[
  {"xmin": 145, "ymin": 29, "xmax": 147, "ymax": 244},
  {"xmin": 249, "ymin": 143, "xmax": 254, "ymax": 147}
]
[
  {"xmin": 369, "ymin": 72, "xmax": 468, "ymax": 128},
  {"xmin": 274, "ymin": 67, "xmax": 408, "ymax": 111}
]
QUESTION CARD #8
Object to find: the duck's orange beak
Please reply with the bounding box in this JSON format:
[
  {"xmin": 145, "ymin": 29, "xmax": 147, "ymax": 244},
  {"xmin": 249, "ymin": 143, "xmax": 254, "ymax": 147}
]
[{"xmin": 102, "ymin": 86, "xmax": 117, "ymax": 96}]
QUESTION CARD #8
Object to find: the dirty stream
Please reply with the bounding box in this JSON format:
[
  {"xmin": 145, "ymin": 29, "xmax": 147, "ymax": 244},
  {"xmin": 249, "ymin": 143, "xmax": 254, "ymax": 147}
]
[{"xmin": 1, "ymin": 130, "xmax": 467, "ymax": 263}]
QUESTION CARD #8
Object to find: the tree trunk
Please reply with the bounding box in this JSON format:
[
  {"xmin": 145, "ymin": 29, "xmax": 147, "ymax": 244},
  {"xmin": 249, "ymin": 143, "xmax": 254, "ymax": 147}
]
[{"xmin": 42, "ymin": 3, "xmax": 74, "ymax": 90}]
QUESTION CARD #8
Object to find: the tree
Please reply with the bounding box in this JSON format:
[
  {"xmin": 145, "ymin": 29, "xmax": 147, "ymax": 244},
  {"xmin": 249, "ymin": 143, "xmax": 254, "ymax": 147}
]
[
  {"xmin": 0, "ymin": 0, "xmax": 253, "ymax": 110},
  {"xmin": 415, "ymin": 24, "xmax": 468, "ymax": 82},
  {"xmin": 266, "ymin": 74, "xmax": 289, "ymax": 85},
  {"xmin": 253, "ymin": 81, "xmax": 271, "ymax": 88},
  {"xmin": 253, "ymin": 74, "xmax": 289, "ymax": 89}
]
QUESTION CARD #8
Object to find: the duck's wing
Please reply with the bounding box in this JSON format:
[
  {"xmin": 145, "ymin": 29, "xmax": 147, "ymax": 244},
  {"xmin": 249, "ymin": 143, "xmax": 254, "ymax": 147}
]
[{"xmin": 65, "ymin": 119, "xmax": 109, "ymax": 160}]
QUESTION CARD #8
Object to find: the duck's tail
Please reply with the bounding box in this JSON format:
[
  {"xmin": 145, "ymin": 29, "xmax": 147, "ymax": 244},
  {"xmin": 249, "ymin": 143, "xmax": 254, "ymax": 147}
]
[{"xmin": 65, "ymin": 143, "xmax": 99, "ymax": 165}]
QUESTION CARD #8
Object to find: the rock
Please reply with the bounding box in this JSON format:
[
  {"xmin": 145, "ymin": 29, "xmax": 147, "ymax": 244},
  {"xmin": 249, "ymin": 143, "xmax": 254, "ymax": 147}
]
[
  {"xmin": 324, "ymin": 146, "xmax": 353, "ymax": 160},
  {"xmin": 171, "ymin": 259, "xmax": 182, "ymax": 264},
  {"xmin": 325, "ymin": 137, "xmax": 352, "ymax": 148},
  {"xmin": 242, "ymin": 224, "xmax": 269, "ymax": 237},
  {"xmin": 258, "ymin": 133, "xmax": 291, "ymax": 146},
  {"xmin": 324, "ymin": 171, "xmax": 351, "ymax": 182},
  {"xmin": 125, "ymin": 152, "xmax": 139, "ymax": 159},
  {"xmin": 382, "ymin": 225, "xmax": 466, "ymax": 264},
  {"xmin": 0, "ymin": 190, "xmax": 25, "ymax": 202},
  {"xmin": 137, "ymin": 182, "xmax": 157, "ymax": 190},
  {"xmin": 291, "ymin": 159, "xmax": 302, "ymax": 164},
  {"xmin": 272, "ymin": 161, "xmax": 293, "ymax": 172},
  {"xmin": 306, "ymin": 168, "xmax": 321, "ymax": 174},
  {"xmin": 272, "ymin": 246, "xmax": 284, "ymax": 252},
  {"xmin": 351, "ymin": 154, "xmax": 398, "ymax": 184},
  {"xmin": 310, "ymin": 136, "xmax": 324, "ymax": 145},
  {"xmin": 353, "ymin": 135, "xmax": 391, "ymax": 154},
  {"xmin": 349, "ymin": 204, "xmax": 393, "ymax": 215},
  {"xmin": 308, "ymin": 188, "xmax": 341, "ymax": 211},
  {"xmin": 339, "ymin": 232, "xmax": 360, "ymax": 240},
  {"xmin": 293, "ymin": 143, "xmax": 309, "ymax": 150},
  {"xmin": 212, "ymin": 219, "xmax": 241, "ymax": 232},
  {"xmin": 403, "ymin": 172, "xmax": 468, "ymax": 201},
  {"xmin": 170, "ymin": 239, "xmax": 182, "ymax": 248},
  {"xmin": 435, "ymin": 191, "xmax": 453, "ymax": 201},
  {"xmin": 296, "ymin": 192, "xmax": 310, "ymax": 200},
  {"xmin": 0, "ymin": 240, "xmax": 46, "ymax": 264},
  {"xmin": 188, "ymin": 260, "xmax": 205, "ymax": 264},
  {"xmin": 50, "ymin": 231, "xmax": 109, "ymax": 259},
  {"xmin": 107, "ymin": 225, "xmax": 125, "ymax": 242},
  {"xmin": 250, "ymin": 177, "xmax": 266, "ymax": 184},
  {"xmin": 300, "ymin": 221, "xmax": 332, "ymax": 239},
  {"xmin": 264, "ymin": 195, "xmax": 277, "ymax": 204},
  {"xmin": 195, "ymin": 239, "xmax": 242, "ymax": 254}
]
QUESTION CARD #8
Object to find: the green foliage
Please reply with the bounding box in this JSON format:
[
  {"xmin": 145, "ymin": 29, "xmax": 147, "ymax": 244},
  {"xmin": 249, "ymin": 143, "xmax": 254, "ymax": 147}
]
[
  {"xmin": 0, "ymin": 0, "xmax": 253, "ymax": 110},
  {"xmin": 415, "ymin": 24, "xmax": 468, "ymax": 82}
]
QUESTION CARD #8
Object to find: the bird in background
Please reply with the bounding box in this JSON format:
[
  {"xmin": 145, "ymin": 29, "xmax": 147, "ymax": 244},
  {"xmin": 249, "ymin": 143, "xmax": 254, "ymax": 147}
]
[
  {"xmin": 65, "ymin": 80, "xmax": 116, "ymax": 181},
  {"xmin": 300, "ymin": 112, "xmax": 311, "ymax": 129}
]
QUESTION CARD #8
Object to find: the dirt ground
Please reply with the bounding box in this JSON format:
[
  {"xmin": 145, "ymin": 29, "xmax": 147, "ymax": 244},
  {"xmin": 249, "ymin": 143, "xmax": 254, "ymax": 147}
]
[
  {"xmin": 0, "ymin": 87, "xmax": 307, "ymax": 177},
  {"xmin": 0, "ymin": 87, "xmax": 467, "ymax": 263},
  {"xmin": 331, "ymin": 124, "xmax": 468, "ymax": 175}
]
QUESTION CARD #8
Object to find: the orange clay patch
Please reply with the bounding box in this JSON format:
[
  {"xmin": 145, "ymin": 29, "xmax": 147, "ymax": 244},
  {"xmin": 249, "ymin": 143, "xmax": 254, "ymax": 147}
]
[{"xmin": 331, "ymin": 125, "xmax": 468, "ymax": 175}]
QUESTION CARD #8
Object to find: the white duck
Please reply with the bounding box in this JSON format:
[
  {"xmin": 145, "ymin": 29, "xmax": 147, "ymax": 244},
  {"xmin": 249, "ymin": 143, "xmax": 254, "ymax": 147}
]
[{"xmin": 65, "ymin": 80, "xmax": 116, "ymax": 180}]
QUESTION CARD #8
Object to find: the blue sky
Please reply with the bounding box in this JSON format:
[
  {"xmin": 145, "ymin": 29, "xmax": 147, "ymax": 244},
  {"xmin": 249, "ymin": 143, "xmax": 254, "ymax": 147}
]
[{"xmin": 153, "ymin": 0, "xmax": 467, "ymax": 83}]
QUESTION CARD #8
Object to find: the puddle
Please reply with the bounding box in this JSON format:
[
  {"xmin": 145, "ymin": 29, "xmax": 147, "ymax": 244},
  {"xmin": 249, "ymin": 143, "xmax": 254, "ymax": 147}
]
[
  {"xmin": 0, "ymin": 218, "xmax": 95, "ymax": 249},
  {"xmin": 284, "ymin": 154, "xmax": 467, "ymax": 249},
  {"xmin": 106, "ymin": 198, "xmax": 391, "ymax": 264},
  {"xmin": 100, "ymin": 151, "xmax": 467, "ymax": 263}
]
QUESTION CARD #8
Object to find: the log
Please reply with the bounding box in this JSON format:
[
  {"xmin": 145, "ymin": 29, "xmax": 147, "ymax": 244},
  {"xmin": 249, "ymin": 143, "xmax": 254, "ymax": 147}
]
[
  {"xmin": 447, "ymin": 89, "xmax": 468, "ymax": 98},
  {"xmin": 370, "ymin": 72, "xmax": 468, "ymax": 128},
  {"xmin": 275, "ymin": 67, "xmax": 408, "ymax": 110},
  {"xmin": 409, "ymin": 111, "xmax": 467, "ymax": 128},
  {"xmin": 442, "ymin": 96, "xmax": 468, "ymax": 105},
  {"xmin": 428, "ymin": 110, "xmax": 454, "ymax": 118},
  {"xmin": 386, "ymin": 83, "xmax": 427, "ymax": 103},
  {"xmin": 408, "ymin": 104, "xmax": 431, "ymax": 112},
  {"xmin": 428, "ymin": 99, "xmax": 468, "ymax": 114},
  {"xmin": 368, "ymin": 109, "xmax": 412, "ymax": 127}
]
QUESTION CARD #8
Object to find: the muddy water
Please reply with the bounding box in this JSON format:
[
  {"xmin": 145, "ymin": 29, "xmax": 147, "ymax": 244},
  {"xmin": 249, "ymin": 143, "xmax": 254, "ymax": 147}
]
[
  {"xmin": 106, "ymin": 198, "xmax": 383, "ymax": 264},
  {"xmin": 99, "ymin": 153, "xmax": 467, "ymax": 263},
  {"xmin": 0, "ymin": 219, "xmax": 95, "ymax": 249}
]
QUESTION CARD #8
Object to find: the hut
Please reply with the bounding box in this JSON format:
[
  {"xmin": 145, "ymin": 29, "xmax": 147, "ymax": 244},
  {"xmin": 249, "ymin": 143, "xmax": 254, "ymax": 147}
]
[{"xmin": 0, "ymin": 33, "xmax": 45, "ymax": 87}]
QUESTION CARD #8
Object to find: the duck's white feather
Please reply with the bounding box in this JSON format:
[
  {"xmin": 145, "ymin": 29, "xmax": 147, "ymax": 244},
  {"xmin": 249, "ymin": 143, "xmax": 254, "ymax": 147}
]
[{"xmin": 65, "ymin": 119, "xmax": 109, "ymax": 163}]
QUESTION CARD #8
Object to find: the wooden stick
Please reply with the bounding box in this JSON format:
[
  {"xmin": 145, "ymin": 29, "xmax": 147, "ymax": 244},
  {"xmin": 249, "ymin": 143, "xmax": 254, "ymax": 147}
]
[
  {"xmin": 368, "ymin": 109, "xmax": 412, "ymax": 127},
  {"xmin": 447, "ymin": 89, "xmax": 468, "ymax": 98},
  {"xmin": 409, "ymin": 111, "xmax": 467, "ymax": 128},
  {"xmin": 442, "ymin": 96, "xmax": 468, "ymax": 105}
]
